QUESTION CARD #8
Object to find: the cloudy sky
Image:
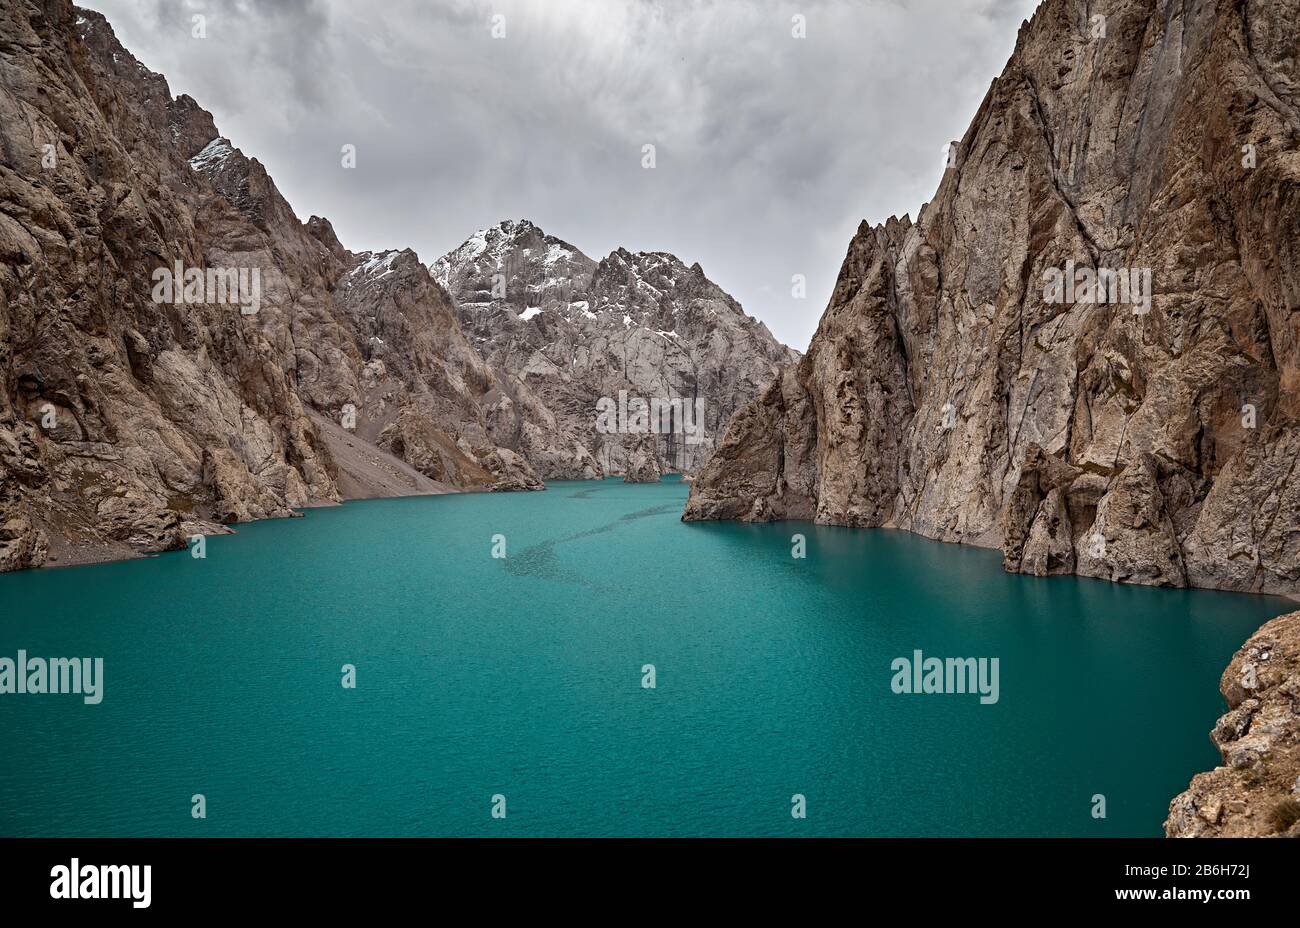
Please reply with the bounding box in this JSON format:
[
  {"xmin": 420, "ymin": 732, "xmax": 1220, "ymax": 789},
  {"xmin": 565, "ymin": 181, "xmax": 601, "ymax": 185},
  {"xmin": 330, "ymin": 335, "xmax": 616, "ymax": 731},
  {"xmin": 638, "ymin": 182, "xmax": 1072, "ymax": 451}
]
[{"xmin": 84, "ymin": 0, "xmax": 1041, "ymax": 350}]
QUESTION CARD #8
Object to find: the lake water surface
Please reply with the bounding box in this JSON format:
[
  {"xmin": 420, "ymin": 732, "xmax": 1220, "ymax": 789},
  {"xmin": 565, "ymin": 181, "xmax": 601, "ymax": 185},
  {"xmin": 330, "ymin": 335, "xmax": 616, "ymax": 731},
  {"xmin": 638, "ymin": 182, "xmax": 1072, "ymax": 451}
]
[{"xmin": 0, "ymin": 476, "xmax": 1289, "ymax": 836}]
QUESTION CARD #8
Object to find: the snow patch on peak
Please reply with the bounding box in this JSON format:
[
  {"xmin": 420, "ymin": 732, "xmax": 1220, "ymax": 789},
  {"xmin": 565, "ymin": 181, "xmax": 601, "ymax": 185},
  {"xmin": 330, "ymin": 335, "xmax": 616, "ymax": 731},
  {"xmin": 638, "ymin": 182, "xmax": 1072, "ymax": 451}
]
[
  {"xmin": 349, "ymin": 250, "xmax": 403, "ymax": 282},
  {"xmin": 463, "ymin": 229, "xmax": 489, "ymax": 260},
  {"xmin": 188, "ymin": 137, "xmax": 235, "ymax": 173},
  {"xmin": 519, "ymin": 307, "xmax": 543, "ymax": 321}
]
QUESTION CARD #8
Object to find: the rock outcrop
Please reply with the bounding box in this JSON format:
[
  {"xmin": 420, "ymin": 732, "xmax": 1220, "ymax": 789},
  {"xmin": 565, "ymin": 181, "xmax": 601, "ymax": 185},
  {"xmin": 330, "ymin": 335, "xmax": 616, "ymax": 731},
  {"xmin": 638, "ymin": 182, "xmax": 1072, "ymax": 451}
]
[
  {"xmin": 433, "ymin": 220, "xmax": 798, "ymax": 479},
  {"xmin": 1166, "ymin": 611, "xmax": 1300, "ymax": 837},
  {"xmin": 685, "ymin": 0, "xmax": 1300, "ymax": 598},
  {"xmin": 621, "ymin": 435, "xmax": 664, "ymax": 484}
]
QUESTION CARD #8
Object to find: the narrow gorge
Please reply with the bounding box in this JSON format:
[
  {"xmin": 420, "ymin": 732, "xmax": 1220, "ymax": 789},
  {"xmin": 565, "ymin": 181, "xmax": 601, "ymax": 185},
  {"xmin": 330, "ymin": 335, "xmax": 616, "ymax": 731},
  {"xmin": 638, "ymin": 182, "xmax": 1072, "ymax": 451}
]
[{"xmin": 1, "ymin": 0, "xmax": 1296, "ymax": 847}]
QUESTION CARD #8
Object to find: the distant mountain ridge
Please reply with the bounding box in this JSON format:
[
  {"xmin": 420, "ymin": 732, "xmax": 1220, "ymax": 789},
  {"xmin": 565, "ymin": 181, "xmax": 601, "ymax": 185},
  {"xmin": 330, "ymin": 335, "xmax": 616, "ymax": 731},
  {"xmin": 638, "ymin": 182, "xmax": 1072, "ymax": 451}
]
[{"xmin": 433, "ymin": 219, "xmax": 799, "ymax": 478}]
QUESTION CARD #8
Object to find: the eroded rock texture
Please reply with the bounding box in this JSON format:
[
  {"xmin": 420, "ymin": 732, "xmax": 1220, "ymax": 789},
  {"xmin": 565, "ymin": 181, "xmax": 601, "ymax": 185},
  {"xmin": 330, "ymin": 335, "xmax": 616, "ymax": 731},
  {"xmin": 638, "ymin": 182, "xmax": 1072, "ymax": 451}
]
[
  {"xmin": 1166, "ymin": 611, "xmax": 1300, "ymax": 837},
  {"xmin": 685, "ymin": 0, "xmax": 1300, "ymax": 598},
  {"xmin": 433, "ymin": 220, "xmax": 798, "ymax": 479}
]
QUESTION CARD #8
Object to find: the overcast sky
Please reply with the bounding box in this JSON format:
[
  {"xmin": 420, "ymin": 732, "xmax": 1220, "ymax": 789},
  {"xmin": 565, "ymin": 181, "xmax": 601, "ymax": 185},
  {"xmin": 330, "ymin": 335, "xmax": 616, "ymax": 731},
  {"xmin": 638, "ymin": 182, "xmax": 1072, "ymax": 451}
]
[{"xmin": 83, "ymin": 0, "xmax": 1041, "ymax": 350}]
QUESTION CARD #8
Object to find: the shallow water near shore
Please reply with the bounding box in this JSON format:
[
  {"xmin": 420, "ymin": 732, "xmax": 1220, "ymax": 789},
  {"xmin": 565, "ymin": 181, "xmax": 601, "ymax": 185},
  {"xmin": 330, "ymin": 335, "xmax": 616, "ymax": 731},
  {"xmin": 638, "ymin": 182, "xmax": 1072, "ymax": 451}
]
[{"xmin": 0, "ymin": 476, "xmax": 1289, "ymax": 836}]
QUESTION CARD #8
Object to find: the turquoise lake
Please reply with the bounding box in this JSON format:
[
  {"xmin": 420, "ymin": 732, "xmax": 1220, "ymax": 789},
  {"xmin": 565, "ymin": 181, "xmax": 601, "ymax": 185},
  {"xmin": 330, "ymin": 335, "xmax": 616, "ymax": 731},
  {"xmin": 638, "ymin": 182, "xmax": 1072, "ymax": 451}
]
[{"xmin": 0, "ymin": 476, "xmax": 1290, "ymax": 837}]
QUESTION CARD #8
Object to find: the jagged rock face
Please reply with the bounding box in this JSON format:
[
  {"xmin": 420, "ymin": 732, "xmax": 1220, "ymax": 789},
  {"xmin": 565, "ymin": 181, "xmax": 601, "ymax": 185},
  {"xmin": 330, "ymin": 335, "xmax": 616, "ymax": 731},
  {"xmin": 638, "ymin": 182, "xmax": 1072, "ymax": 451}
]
[
  {"xmin": 0, "ymin": 1, "xmax": 541, "ymax": 571},
  {"xmin": 433, "ymin": 219, "xmax": 798, "ymax": 479},
  {"xmin": 1166, "ymin": 611, "xmax": 1300, "ymax": 837},
  {"xmin": 323, "ymin": 245, "xmax": 542, "ymax": 491},
  {"xmin": 686, "ymin": 0, "xmax": 1300, "ymax": 598},
  {"xmin": 0, "ymin": 2, "xmax": 327, "ymax": 567}
]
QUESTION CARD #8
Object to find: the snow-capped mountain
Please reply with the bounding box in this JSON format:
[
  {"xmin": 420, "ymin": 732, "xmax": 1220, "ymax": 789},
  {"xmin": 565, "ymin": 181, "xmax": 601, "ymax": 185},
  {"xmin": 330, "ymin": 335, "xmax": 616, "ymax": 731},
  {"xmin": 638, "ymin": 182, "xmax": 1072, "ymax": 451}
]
[{"xmin": 432, "ymin": 220, "xmax": 799, "ymax": 478}]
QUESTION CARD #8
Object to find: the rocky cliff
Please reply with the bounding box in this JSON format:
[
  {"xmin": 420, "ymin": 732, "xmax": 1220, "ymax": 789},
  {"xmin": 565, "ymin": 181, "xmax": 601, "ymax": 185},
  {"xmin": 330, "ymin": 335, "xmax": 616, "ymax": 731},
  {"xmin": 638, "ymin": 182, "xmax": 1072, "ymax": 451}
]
[
  {"xmin": 1166, "ymin": 611, "xmax": 1300, "ymax": 837},
  {"xmin": 684, "ymin": 0, "xmax": 1300, "ymax": 599},
  {"xmin": 433, "ymin": 219, "xmax": 798, "ymax": 479},
  {"xmin": 0, "ymin": 1, "xmax": 550, "ymax": 571}
]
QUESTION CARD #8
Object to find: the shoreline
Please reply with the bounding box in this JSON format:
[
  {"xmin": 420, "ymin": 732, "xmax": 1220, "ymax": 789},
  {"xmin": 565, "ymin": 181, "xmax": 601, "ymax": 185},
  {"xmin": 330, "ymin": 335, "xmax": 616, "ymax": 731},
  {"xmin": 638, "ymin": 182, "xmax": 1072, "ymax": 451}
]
[
  {"xmin": 682, "ymin": 511, "xmax": 1300, "ymax": 606},
  {"xmin": 21, "ymin": 473, "xmax": 692, "ymax": 575},
  {"xmin": 19, "ymin": 486, "xmax": 1299, "ymax": 607}
]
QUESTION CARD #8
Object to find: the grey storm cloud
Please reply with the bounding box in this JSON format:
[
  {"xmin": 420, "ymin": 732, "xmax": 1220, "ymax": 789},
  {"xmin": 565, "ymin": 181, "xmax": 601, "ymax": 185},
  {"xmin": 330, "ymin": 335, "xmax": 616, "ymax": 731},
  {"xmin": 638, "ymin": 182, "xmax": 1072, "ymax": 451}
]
[{"xmin": 83, "ymin": 0, "xmax": 1042, "ymax": 349}]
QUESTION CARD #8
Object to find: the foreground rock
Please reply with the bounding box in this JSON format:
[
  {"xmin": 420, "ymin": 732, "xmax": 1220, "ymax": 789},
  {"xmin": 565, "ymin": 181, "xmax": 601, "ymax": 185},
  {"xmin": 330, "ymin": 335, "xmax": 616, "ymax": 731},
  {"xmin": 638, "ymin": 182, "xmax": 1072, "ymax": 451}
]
[
  {"xmin": 1166, "ymin": 612, "xmax": 1300, "ymax": 837},
  {"xmin": 684, "ymin": 0, "xmax": 1300, "ymax": 599}
]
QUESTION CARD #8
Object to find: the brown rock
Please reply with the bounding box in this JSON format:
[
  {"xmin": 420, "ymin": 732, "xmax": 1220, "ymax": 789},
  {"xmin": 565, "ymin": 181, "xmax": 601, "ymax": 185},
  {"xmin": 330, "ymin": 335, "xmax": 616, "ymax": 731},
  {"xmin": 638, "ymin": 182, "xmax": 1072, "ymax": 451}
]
[
  {"xmin": 0, "ymin": 1, "xmax": 559, "ymax": 570},
  {"xmin": 684, "ymin": 0, "xmax": 1300, "ymax": 599},
  {"xmin": 1166, "ymin": 612, "xmax": 1300, "ymax": 837}
]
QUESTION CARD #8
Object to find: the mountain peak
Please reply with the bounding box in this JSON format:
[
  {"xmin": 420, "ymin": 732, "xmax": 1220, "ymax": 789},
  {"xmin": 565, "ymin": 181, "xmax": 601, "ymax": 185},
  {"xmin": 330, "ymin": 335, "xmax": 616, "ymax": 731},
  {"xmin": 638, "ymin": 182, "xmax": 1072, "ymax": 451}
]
[
  {"xmin": 493, "ymin": 218, "xmax": 540, "ymax": 234},
  {"xmin": 431, "ymin": 216, "xmax": 797, "ymax": 473}
]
